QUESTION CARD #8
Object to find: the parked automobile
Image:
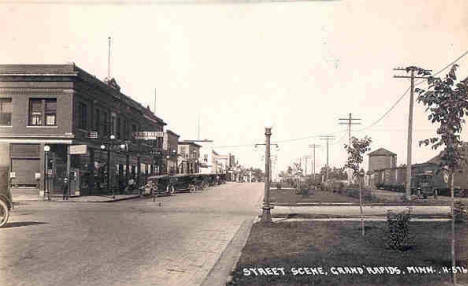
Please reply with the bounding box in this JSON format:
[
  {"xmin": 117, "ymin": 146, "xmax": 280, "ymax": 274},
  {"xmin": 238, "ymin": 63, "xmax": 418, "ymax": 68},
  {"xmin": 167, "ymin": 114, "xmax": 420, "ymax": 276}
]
[{"xmin": 0, "ymin": 167, "xmax": 13, "ymax": 228}]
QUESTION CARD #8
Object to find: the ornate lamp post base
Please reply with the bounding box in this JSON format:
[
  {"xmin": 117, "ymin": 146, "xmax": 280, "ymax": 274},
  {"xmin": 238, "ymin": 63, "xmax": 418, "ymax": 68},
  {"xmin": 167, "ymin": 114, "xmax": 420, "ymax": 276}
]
[{"xmin": 261, "ymin": 206, "xmax": 272, "ymax": 223}]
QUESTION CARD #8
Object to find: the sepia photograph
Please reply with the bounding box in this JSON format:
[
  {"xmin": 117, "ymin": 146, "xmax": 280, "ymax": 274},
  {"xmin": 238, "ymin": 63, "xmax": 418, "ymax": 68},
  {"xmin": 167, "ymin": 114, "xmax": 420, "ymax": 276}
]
[{"xmin": 0, "ymin": 0, "xmax": 468, "ymax": 285}]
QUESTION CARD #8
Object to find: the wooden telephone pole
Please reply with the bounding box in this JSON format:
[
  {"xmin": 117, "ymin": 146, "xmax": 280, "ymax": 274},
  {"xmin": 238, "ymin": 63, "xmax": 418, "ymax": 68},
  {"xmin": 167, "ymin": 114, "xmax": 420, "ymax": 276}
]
[
  {"xmin": 308, "ymin": 144, "xmax": 320, "ymax": 181},
  {"xmin": 394, "ymin": 67, "xmax": 431, "ymax": 200},
  {"xmin": 339, "ymin": 113, "xmax": 361, "ymax": 185},
  {"xmin": 319, "ymin": 136, "xmax": 335, "ymax": 182}
]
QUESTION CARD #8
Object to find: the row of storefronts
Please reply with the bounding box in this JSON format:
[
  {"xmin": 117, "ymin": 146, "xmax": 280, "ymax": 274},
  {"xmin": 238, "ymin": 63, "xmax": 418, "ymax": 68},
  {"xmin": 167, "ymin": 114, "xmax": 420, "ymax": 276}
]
[
  {"xmin": 0, "ymin": 64, "xmax": 166, "ymax": 196},
  {"xmin": 0, "ymin": 64, "xmax": 241, "ymax": 198}
]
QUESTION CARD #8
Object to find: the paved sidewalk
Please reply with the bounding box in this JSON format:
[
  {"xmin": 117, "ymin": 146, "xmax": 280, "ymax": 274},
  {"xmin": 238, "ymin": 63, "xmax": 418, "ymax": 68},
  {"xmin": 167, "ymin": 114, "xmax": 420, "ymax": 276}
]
[
  {"xmin": 272, "ymin": 205, "xmax": 452, "ymax": 217},
  {"xmin": 11, "ymin": 187, "xmax": 143, "ymax": 203},
  {"xmin": 13, "ymin": 193, "xmax": 142, "ymax": 203}
]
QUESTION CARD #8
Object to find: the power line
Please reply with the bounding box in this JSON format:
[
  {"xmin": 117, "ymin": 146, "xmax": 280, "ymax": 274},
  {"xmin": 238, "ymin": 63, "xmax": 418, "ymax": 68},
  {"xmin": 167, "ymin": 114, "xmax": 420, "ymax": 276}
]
[
  {"xmin": 356, "ymin": 48, "xmax": 468, "ymax": 132},
  {"xmin": 213, "ymin": 129, "xmax": 347, "ymax": 148},
  {"xmin": 213, "ymin": 48, "xmax": 468, "ymax": 150},
  {"xmin": 393, "ymin": 66, "xmax": 431, "ymax": 201}
]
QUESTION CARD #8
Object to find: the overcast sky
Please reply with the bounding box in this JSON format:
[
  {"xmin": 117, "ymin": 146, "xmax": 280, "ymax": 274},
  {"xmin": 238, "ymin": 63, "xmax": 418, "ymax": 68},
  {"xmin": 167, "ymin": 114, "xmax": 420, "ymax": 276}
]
[{"xmin": 1, "ymin": 0, "xmax": 468, "ymax": 175}]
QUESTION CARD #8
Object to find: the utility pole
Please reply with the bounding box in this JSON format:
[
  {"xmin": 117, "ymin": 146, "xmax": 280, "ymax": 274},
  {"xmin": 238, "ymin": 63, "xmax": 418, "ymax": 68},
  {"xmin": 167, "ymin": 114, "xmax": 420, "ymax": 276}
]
[
  {"xmin": 308, "ymin": 144, "xmax": 320, "ymax": 181},
  {"xmin": 320, "ymin": 136, "xmax": 335, "ymax": 182},
  {"xmin": 302, "ymin": 155, "xmax": 311, "ymax": 176},
  {"xmin": 394, "ymin": 66, "xmax": 431, "ymax": 200},
  {"xmin": 304, "ymin": 156, "xmax": 308, "ymax": 175},
  {"xmin": 197, "ymin": 114, "xmax": 200, "ymax": 140},
  {"xmin": 339, "ymin": 113, "xmax": 361, "ymax": 185},
  {"xmin": 107, "ymin": 36, "xmax": 111, "ymax": 79},
  {"xmin": 154, "ymin": 88, "xmax": 157, "ymax": 114}
]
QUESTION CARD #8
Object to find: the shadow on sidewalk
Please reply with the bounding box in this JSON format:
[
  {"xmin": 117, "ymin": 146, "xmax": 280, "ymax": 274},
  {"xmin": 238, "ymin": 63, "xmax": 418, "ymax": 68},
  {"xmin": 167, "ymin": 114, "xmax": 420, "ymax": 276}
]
[{"xmin": 3, "ymin": 221, "xmax": 48, "ymax": 229}]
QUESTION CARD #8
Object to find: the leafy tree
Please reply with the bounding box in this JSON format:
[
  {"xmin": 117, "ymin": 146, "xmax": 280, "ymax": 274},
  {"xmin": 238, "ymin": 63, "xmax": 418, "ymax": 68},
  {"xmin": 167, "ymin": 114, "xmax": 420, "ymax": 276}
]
[
  {"xmin": 244, "ymin": 167, "xmax": 264, "ymax": 182},
  {"xmin": 319, "ymin": 166, "xmax": 347, "ymax": 180},
  {"xmin": 344, "ymin": 136, "xmax": 372, "ymax": 179},
  {"xmin": 344, "ymin": 136, "xmax": 372, "ymax": 236},
  {"xmin": 416, "ymin": 64, "xmax": 468, "ymax": 284},
  {"xmin": 292, "ymin": 162, "xmax": 303, "ymax": 176}
]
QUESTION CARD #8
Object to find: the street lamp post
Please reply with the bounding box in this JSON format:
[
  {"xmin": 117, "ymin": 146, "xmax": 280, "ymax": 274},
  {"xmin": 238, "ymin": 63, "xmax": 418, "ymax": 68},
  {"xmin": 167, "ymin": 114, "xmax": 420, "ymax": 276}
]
[
  {"xmin": 261, "ymin": 122, "xmax": 273, "ymax": 223},
  {"xmin": 101, "ymin": 135, "xmax": 116, "ymax": 199},
  {"xmin": 44, "ymin": 145, "xmax": 50, "ymax": 201}
]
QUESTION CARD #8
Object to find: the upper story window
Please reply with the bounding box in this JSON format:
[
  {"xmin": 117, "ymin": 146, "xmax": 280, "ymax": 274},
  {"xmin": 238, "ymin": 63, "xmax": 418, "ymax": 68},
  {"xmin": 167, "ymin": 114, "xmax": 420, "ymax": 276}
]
[
  {"xmin": 94, "ymin": 109, "xmax": 100, "ymax": 133},
  {"xmin": 123, "ymin": 118, "xmax": 128, "ymax": 139},
  {"xmin": 116, "ymin": 117, "xmax": 121, "ymax": 139},
  {"xmin": 45, "ymin": 100, "xmax": 57, "ymax": 126},
  {"xmin": 103, "ymin": 111, "xmax": 109, "ymax": 136},
  {"xmin": 77, "ymin": 102, "xmax": 87, "ymax": 129},
  {"xmin": 29, "ymin": 98, "xmax": 57, "ymax": 126},
  {"xmin": 0, "ymin": 98, "xmax": 12, "ymax": 126},
  {"xmin": 110, "ymin": 113, "xmax": 117, "ymax": 137},
  {"xmin": 130, "ymin": 124, "xmax": 138, "ymax": 139}
]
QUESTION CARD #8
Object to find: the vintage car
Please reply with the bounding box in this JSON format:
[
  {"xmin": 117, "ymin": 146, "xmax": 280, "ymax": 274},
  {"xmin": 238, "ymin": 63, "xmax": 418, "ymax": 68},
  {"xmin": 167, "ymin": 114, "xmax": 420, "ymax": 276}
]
[{"xmin": 0, "ymin": 167, "xmax": 13, "ymax": 228}]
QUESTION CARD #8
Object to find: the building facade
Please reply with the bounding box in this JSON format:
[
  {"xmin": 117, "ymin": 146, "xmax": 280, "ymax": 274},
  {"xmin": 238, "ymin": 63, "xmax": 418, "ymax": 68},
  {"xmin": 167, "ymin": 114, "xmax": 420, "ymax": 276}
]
[
  {"xmin": 368, "ymin": 148, "xmax": 397, "ymax": 173},
  {"xmin": 177, "ymin": 141, "xmax": 200, "ymax": 174},
  {"xmin": 195, "ymin": 140, "xmax": 220, "ymax": 174},
  {"xmin": 0, "ymin": 64, "xmax": 166, "ymax": 197},
  {"xmin": 163, "ymin": 130, "xmax": 179, "ymax": 175}
]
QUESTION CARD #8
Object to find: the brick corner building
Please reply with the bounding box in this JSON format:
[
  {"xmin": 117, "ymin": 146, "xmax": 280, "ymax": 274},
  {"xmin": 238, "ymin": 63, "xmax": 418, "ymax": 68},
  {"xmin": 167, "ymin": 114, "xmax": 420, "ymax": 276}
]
[{"xmin": 0, "ymin": 64, "xmax": 166, "ymax": 197}]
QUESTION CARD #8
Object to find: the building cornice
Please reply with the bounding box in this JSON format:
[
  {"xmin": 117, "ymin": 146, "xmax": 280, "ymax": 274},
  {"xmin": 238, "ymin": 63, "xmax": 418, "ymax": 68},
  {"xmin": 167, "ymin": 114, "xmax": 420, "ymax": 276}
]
[
  {"xmin": 0, "ymin": 73, "xmax": 78, "ymax": 77},
  {"xmin": 0, "ymin": 88, "xmax": 73, "ymax": 94}
]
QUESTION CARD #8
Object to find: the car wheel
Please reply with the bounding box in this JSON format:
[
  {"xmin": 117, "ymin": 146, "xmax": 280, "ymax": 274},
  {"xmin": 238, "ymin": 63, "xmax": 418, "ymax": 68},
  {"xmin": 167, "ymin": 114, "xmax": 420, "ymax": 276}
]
[
  {"xmin": 0, "ymin": 199, "xmax": 10, "ymax": 228},
  {"xmin": 166, "ymin": 185, "xmax": 175, "ymax": 195}
]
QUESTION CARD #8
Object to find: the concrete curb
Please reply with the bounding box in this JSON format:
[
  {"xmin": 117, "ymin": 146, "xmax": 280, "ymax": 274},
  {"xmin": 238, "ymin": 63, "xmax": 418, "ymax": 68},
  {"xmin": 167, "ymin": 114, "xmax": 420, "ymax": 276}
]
[
  {"xmin": 14, "ymin": 194, "xmax": 143, "ymax": 203},
  {"xmin": 201, "ymin": 217, "xmax": 255, "ymax": 286},
  {"xmin": 85, "ymin": 195, "xmax": 142, "ymax": 203},
  {"xmin": 275, "ymin": 202, "xmax": 451, "ymax": 207},
  {"xmin": 272, "ymin": 217, "xmax": 452, "ymax": 222}
]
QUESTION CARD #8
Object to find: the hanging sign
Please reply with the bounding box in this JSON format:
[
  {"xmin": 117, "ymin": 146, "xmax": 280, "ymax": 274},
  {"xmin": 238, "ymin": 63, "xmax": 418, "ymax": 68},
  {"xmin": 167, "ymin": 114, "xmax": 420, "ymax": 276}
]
[
  {"xmin": 69, "ymin": 145, "xmax": 88, "ymax": 155},
  {"xmin": 133, "ymin": 131, "xmax": 164, "ymax": 140}
]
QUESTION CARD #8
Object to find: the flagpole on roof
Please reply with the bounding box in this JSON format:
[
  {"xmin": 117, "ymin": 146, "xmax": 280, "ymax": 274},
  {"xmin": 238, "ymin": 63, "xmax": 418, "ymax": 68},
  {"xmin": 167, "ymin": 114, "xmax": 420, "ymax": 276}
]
[{"xmin": 107, "ymin": 36, "xmax": 111, "ymax": 79}]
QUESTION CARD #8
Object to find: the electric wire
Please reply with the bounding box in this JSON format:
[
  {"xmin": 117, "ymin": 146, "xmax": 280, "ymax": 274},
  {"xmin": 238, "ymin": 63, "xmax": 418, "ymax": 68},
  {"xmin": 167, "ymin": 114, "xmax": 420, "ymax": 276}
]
[
  {"xmin": 355, "ymin": 48, "xmax": 468, "ymax": 132},
  {"xmin": 214, "ymin": 48, "xmax": 468, "ymax": 149}
]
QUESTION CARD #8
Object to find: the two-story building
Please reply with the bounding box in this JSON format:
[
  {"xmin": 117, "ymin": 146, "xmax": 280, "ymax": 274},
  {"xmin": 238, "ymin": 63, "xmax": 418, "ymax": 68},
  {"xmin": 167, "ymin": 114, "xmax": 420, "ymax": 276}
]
[
  {"xmin": 177, "ymin": 141, "xmax": 200, "ymax": 174},
  {"xmin": 163, "ymin": 130, "xmax": 179, "ymax": 175},
  {"xmin": 0, "ymin": 64, "xmax": 166, "ymax": 198}
]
